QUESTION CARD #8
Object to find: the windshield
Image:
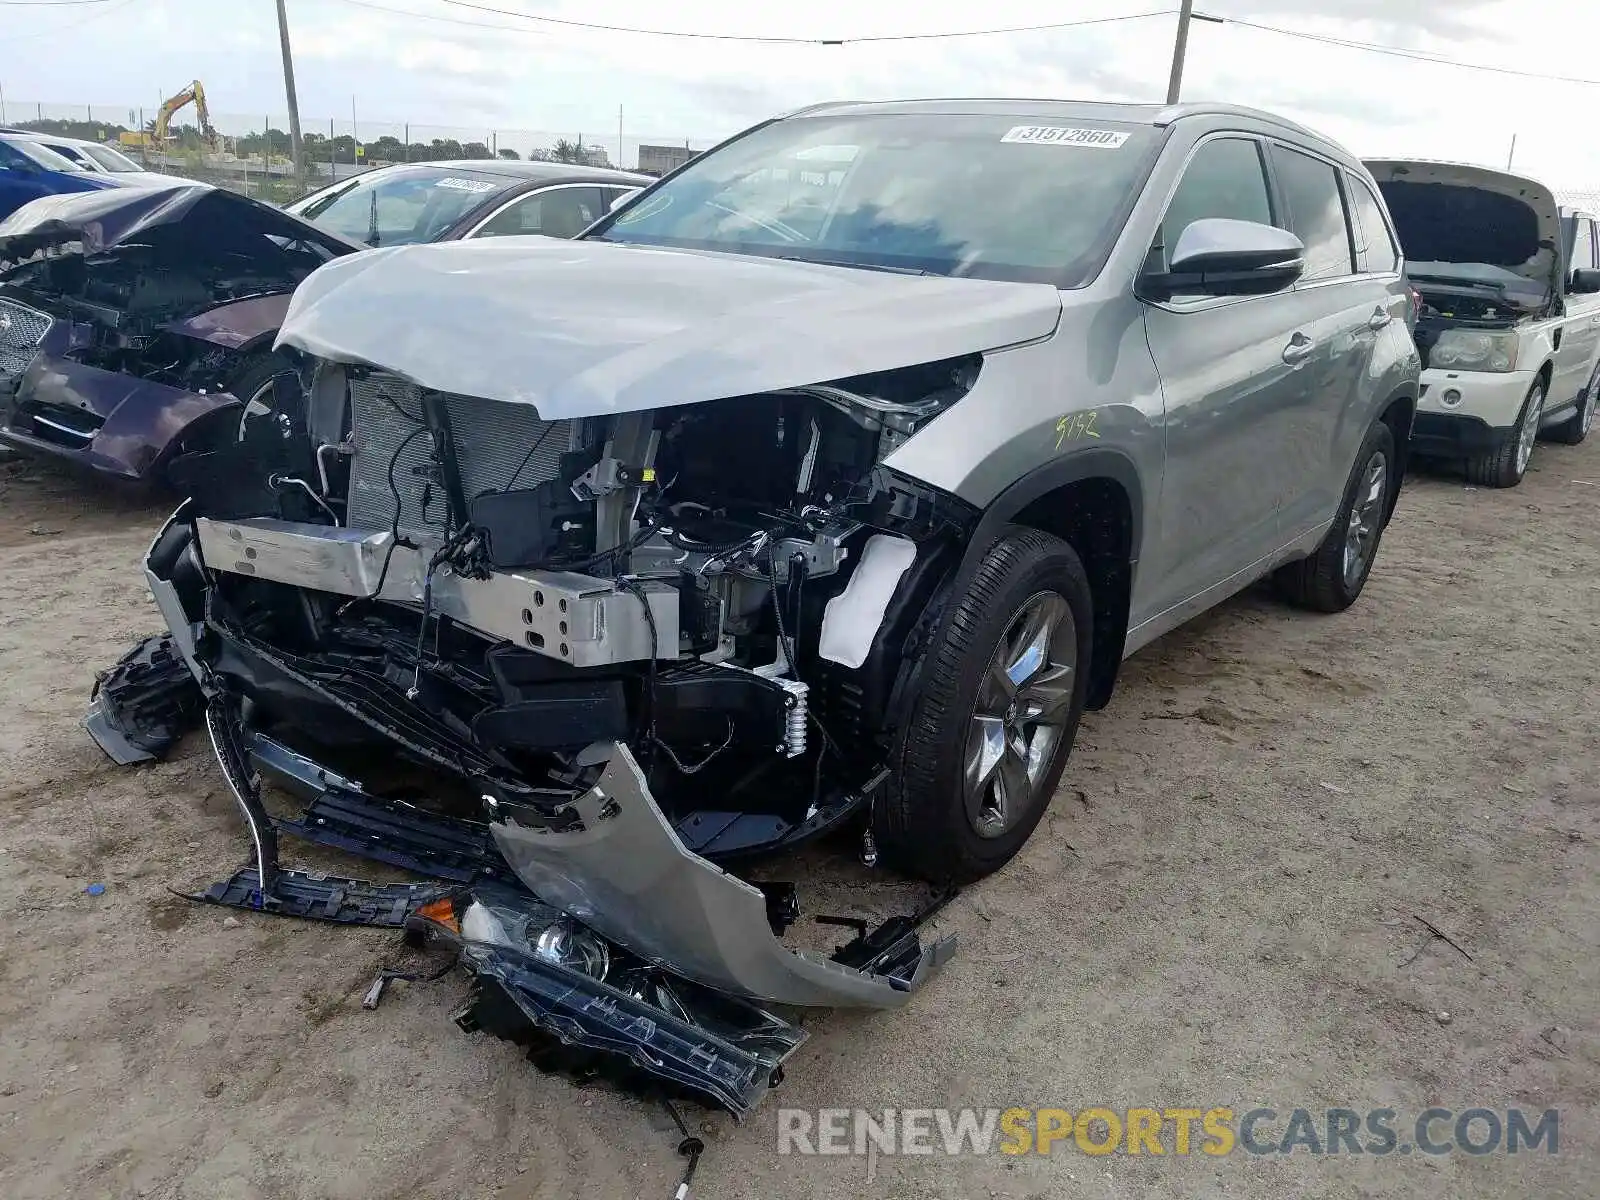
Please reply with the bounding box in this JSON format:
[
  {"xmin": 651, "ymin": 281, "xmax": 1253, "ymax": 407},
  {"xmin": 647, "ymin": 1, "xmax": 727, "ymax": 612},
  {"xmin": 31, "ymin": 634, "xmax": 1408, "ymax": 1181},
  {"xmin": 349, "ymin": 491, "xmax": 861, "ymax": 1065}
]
[
  {"xmin": 589, "ymin": 112, "xmax": 1162, "ymax": 285},
  {"xmin": 5, "ymin": 138, "xmax": 85, "ymax": 172},
  {"xmin": 297, "ymin": 167, "xmax": 513, "ymax": 246},
  {"xmin": 79, "ymin": 143, "xmax": 143, "ymax": 172}
]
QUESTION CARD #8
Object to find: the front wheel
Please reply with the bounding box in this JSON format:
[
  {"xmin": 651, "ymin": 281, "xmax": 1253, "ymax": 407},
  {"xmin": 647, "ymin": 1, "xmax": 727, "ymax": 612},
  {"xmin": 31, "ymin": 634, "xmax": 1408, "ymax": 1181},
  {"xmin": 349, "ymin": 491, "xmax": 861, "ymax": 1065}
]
[
  {"xmin": 876, "ymin": 527, "xmax": 1093, "ymax": 883},
  {"xmin": 1464, "ymin": 377, "xmax": 1544, "ymax": 487},
  {"xmin": 1276, "ymin": 418, "xmax": 1396, "ymax": 613}
]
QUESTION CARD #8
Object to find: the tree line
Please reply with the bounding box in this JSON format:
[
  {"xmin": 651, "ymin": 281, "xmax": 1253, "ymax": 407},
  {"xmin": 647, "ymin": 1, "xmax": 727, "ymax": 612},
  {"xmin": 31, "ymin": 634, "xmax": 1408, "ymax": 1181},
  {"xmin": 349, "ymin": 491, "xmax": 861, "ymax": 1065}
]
[{"xmin": 9, "ymin": 118, "xmax": 606, "ymax": 166}]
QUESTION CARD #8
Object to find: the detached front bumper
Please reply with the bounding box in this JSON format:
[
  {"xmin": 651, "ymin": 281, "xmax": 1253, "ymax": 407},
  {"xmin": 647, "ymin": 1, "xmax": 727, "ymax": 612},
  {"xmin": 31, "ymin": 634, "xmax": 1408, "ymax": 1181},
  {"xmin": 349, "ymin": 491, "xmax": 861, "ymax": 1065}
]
[{"xmin": 87, "ymin": 509, "xmax": 956, "ymax": 1113}]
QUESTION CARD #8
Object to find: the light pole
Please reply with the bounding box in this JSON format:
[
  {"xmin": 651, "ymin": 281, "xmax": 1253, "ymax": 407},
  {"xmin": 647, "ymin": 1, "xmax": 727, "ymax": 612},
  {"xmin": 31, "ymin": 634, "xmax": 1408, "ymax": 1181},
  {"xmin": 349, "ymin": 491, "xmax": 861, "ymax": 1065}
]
[{"xmin": 275, "ymin": 0, "xmax": 305, "ymax": 187}]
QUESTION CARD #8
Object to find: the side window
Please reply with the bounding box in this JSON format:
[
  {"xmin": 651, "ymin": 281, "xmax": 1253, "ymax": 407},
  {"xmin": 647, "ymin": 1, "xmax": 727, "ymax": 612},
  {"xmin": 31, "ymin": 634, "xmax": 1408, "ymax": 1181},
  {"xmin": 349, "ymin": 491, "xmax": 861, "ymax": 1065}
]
[
  {"xmin": 0, "ymin": 142, "xmax": 29, "ymax": 170},
  {"xmin": 1271, "ymin": 145, "xmax": 1355, "ymax": 281},
  {"xmin": 474, "ymin": 187, "xmax": 605, "ymax": 239},
  {"xmin": 1347, "ymin": 177, "xmax": 1399, "ymax": 274},
  {"xmin": 1571, "ymin": 219, "xmax": 1595, "ymax": 274},
  {"xmin": 1156, "ymin": 137, "xmax": 1274, "ymax": 269}
]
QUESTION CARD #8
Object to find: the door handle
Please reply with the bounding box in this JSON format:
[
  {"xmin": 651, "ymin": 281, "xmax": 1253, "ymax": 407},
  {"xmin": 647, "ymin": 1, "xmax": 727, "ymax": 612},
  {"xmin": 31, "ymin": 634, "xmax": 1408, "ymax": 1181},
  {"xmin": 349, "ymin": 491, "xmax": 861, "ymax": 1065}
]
[
  {"xmin": 1282, "ymin": 333, "xmax": 1315, "ymax": 365},
  {"xmin": 1368, "ymin": 308, "xmax": 1393, "ymax": 331}
]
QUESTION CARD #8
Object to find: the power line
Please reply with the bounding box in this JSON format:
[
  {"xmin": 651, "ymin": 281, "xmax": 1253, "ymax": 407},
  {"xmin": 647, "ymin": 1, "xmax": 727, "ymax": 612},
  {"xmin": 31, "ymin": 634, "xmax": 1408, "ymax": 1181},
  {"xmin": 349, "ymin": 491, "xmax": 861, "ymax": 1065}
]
[
  {"xmin": 0, "ymin": 0, "xmax": 120, "ymax": 6},
  {"xmin": 6, "ymin": 0, "xmax": 137, "ymax": 40},
  {"xmin": 393, "ymin": 1, "xmax": 1179, "ymax": 45},
  {"xmin": 1210, "ymin": 14, "xmax": 1600, "ymax": 87}
]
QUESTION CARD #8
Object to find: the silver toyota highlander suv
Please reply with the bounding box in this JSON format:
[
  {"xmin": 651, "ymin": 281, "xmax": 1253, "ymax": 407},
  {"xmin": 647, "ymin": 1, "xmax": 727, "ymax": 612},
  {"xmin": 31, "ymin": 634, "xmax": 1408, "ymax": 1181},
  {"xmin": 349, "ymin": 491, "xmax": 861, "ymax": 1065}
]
[{"xmin": 105, "ymin": 100, "xmax": 1419, "ymax": 1034}]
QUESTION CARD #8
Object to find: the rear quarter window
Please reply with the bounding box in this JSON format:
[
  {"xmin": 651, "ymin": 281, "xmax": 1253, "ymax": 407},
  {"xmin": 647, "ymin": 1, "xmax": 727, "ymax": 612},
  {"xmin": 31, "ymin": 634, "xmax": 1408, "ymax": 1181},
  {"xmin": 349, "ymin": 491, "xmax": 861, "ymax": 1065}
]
[
  {"xmin": 1347, "ymin": 176, "xmax": 1400, "ymax": 273},
  {"xmin": 1271, "ymin": 145, "xmax": 1355, "ymax": 281}
]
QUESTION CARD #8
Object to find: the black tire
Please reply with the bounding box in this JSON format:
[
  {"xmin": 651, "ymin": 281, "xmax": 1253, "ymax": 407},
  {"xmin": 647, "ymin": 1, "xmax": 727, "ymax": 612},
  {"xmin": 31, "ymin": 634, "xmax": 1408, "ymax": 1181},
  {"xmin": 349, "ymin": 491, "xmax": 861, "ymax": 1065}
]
[
  {"xmin": 224, "ymin": 350, "xmax": 296, "ymax": 418},
  {"xmin": 1548, "ymin": 369, "xmax": 1598, "ymax": 446},
  {"xmin": 1276, "ymin": 418, "xmax": 1396, "ymax": 613},
  {"xmin": 875, "ymin": 527, "xmax": 1093, "ymax": 883},
  {"xmin": 1464, "ymin": 377, "xmax": 1544, "ymax": 487},
  {"xmin": 165, "ymin": 351, "xmax": 295, "ymax": 475}
]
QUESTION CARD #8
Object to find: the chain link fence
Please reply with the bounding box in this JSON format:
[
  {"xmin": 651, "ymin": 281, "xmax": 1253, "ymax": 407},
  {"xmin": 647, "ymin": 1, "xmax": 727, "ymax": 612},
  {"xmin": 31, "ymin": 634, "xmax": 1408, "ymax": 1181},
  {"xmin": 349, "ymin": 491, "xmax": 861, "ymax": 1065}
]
[{"xmin": 3, "ymin": 100, "xmax": 720, "ymax": 204}]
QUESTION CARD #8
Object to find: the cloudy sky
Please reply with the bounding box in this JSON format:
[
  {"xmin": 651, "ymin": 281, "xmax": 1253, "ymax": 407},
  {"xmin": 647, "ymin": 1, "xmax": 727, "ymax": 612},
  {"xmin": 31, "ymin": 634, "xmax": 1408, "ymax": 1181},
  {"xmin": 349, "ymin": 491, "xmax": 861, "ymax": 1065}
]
[{"xmin": 7, "ymin": 0, "xmax": 1600, "ymax": 190}]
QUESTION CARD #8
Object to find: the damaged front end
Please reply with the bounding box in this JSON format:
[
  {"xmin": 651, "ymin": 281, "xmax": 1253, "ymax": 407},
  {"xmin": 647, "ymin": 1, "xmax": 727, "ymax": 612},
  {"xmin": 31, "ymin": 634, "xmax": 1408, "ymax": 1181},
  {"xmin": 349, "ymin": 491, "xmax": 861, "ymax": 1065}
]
[
  {"xmin": 95, "ymin": 329, "xmax": 990, "ymax": 1112},
  {"xmin": 0, "ymin": 185, "xmax": 358, "ymax": 482}
]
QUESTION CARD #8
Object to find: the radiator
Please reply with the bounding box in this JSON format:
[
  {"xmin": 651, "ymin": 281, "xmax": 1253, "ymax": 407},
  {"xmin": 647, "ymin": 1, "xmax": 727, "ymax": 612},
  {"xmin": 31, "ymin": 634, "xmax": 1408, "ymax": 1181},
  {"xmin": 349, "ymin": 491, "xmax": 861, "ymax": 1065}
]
[{"xmin": 345, "ymin": 371, "xmax": 576, "ymax": 537}]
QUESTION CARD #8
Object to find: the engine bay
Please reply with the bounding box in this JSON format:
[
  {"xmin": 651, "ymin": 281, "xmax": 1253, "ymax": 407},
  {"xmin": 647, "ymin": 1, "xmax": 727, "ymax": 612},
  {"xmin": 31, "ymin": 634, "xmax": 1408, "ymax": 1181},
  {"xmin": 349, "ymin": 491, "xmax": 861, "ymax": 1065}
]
[{"xmin": 166, "ymin": 353, "xmax": 982, "ymax": 863}]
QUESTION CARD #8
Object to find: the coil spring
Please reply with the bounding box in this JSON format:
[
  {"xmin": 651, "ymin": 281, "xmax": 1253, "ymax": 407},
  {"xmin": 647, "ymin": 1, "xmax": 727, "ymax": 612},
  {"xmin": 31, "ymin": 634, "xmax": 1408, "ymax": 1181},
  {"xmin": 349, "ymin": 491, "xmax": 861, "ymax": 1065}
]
[{"xmin": 781, "ymin": 680, "xmax": 809, "ymax": 758}]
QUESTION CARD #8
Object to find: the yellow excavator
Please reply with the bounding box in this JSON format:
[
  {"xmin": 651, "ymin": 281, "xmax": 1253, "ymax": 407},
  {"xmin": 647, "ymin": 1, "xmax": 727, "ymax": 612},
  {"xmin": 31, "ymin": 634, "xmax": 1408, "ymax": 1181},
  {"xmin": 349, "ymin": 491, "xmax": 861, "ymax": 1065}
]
[{"xmin": 118, "ymin": 81, "xmax": 220, "ymax": 151}]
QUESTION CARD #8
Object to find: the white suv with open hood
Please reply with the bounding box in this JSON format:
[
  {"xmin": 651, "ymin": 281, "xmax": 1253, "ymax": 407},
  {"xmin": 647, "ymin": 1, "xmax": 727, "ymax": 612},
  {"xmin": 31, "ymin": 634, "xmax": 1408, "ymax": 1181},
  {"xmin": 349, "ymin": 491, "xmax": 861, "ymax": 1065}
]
[{"xmin": 1367, "ymin": 160, "xmax": 1600, "ymax": 486}]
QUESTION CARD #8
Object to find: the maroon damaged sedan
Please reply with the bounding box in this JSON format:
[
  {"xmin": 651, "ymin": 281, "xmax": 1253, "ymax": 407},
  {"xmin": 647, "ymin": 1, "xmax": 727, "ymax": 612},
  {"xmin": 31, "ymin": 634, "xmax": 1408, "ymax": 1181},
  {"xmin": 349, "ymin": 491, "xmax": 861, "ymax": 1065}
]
[
  {"xmin": 0, "ymin": 162, "xmax": 649, "ymax": 487},
  {"xmin": 0, "ymin": 184, "xmax": 362, "ymax": 485}
]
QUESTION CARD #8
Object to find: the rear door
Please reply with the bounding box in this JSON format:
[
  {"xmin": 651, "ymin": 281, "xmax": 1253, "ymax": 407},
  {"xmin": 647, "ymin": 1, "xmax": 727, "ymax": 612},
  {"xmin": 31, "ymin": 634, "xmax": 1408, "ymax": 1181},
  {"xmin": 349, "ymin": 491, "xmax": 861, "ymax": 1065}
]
[
  {"xmin": 1140, "ymin": 133, "xmax": 1307, "ymax": 616},
  {"xmin": 1264, "ymin": 142, "xmax": 1397, "ymax": 541},
  {"xmin": 1553, "ymin": 214, "xmax": 1600, "ymax": 407}
]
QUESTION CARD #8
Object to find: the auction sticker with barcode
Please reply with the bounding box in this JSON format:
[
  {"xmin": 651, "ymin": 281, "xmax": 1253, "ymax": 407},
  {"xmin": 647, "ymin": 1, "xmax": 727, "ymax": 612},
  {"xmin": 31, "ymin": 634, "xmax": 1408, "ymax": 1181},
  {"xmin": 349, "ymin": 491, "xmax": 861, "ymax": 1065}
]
[{"xmin": 1000, "ymin": 126, "xmax": 1129, "ymax": 148}]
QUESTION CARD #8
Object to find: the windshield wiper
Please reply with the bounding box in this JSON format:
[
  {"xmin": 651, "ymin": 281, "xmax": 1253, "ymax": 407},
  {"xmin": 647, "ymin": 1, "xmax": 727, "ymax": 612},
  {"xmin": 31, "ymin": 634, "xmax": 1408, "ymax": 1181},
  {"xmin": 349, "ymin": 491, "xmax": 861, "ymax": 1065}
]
[{"xmin": 777, "ymin": 255, "xmax": 931, "ymax": 277}]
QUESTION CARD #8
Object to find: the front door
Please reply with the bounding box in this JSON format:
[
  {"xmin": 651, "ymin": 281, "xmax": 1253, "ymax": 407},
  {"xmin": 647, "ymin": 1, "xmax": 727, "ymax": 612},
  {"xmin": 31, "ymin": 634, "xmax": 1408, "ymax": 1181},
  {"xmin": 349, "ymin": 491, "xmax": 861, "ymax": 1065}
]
[
  {"xmin": 1140, "ymin": 133, "xmax": 1310, "ymax": 621},
  {"xmin": 0, "ymin": 143, "xmax": 51, "ymax": 222},
  {"xmin": 1553, "ymin": 215, "xmax": 1600, "ymax": 407}
]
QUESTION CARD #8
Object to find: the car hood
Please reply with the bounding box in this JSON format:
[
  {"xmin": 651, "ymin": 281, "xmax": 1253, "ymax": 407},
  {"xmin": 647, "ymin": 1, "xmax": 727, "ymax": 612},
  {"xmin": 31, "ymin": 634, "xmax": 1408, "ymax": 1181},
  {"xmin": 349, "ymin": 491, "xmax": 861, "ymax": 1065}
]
[
  {"xmin": 0, "ymin": 183, "xmax": 364, "ymax": 263},
  {"xmin": 1365, "ymin": 159, "xmax": 1561, "ymax": 288},
  {"xmin": 274, "ymin": 237, "xmax": 1064, "ymax": 420}
]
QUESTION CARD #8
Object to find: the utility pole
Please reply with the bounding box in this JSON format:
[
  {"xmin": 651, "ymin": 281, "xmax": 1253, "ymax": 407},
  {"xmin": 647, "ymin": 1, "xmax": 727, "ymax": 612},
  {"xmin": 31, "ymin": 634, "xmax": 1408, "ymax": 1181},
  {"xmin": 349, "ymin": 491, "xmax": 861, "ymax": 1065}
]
[
  {"xmin": 1165, "ymin": 5, "xmax": 1221, "ymax": 104},
  {"xmin": 275, "ymin": 0, "xmax": 305, "ymax": 187},
  {"xmin": 617, "ymin": 105, "xmax": 624, "ymax": 170},
  {"xmin": 1506, "ymin": 133, "xmax": 1518, "ymax": 170},
  {"xmin": 1166, "ymin": 0, "xmax": 1196, "ymax": 104}
]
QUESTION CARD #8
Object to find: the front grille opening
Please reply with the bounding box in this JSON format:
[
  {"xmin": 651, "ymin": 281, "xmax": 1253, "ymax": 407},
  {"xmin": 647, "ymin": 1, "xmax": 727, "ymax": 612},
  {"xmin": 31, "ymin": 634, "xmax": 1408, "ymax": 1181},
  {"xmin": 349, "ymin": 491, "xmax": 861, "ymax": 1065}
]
[{"xmin": 344, "ymin": 371, "xmax": 578, "ymax": 536}]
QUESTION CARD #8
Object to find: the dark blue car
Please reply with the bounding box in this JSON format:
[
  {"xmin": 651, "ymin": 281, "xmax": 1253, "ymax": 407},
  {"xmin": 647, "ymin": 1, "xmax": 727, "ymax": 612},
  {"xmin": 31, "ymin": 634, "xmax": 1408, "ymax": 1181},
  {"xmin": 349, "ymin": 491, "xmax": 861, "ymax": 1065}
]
[{"xmin": 0, "ymin": 133, "xmax": 122, "ymax": 221}]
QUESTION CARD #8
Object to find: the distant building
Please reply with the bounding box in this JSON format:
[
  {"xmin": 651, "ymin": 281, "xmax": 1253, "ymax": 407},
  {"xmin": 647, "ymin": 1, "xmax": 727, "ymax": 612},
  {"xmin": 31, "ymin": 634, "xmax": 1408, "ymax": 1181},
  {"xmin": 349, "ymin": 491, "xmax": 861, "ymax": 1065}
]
[
  {"xmin": 580, "ymin": 144, "xmax": 612, "ymax": 168},
  {"xmin": 637, "ymin": 143, "xmax": 699, "ymax": 176}
]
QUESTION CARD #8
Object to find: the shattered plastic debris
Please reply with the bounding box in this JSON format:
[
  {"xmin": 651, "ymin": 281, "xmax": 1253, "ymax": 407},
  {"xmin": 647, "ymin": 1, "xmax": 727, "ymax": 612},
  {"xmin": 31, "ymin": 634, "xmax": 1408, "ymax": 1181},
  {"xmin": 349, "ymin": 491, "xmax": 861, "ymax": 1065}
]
[{"xmin": 83, "ymin": 633, "xmax": 204, "ymax": 765}]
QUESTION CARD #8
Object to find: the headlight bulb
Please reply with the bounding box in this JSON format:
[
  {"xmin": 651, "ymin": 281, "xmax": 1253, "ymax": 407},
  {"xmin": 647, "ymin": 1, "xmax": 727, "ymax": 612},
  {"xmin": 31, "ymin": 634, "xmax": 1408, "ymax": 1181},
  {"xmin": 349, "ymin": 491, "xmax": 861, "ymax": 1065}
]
[{"xmin": 533, "ymin": 919, "xmax": 611, "ymax": 980}]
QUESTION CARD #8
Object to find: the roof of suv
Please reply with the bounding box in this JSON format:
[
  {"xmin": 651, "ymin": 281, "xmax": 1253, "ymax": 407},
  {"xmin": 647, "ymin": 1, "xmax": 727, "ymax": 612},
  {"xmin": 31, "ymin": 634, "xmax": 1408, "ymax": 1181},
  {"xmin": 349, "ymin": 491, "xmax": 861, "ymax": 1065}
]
[{"xmin": 780, "ymin": 97, "xmax": 1325, "ymax": 141}]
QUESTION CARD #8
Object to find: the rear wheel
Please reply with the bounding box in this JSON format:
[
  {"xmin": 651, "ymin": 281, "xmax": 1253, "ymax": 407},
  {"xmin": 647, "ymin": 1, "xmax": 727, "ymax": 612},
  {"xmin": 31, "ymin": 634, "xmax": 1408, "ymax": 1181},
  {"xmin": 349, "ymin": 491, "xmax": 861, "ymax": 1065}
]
[
  {"xmin": 1276, "ymin": 418, "xmax": 1396, "ymax": 613},
  {"xmin": 1549, "ymin": 367, "xmax": 1598, "ymax": 445},
  {"xmin": 1464, "ymin": 377, "xmax": 1544, "ymax": 487},
  {"xmin": 876, "ymin": 527, "xmax": 1093, "ymax": 883}
]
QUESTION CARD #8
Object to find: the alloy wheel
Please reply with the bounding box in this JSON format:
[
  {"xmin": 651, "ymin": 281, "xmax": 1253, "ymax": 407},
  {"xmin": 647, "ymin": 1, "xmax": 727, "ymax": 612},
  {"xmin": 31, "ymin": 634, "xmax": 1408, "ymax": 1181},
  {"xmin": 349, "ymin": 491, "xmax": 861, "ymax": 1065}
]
[
  {"xmin": 1516, "ymin": 384, "xmax": 1545, "ymax": 475},
  {"xmin": 963, "ymin": 591, "xmax": 1077, "ymax": 839},
  {"xmin": 1342, "ymin": 451, "xmax": 1388, "ymax": 590}
]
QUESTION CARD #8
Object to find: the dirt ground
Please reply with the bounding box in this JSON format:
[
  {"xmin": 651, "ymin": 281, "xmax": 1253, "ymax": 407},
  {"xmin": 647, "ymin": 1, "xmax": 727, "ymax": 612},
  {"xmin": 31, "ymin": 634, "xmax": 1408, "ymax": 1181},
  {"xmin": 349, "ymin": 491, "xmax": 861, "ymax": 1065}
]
[{"xmin": 0, "ymin": 437, "xmax": 1595, "ymax": 1200}]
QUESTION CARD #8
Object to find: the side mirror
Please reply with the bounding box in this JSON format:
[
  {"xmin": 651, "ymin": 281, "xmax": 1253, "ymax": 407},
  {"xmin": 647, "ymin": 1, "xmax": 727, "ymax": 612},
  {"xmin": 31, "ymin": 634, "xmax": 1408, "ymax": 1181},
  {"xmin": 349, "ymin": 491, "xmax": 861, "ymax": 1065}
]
[
  {"xmin": 609, "ymin": 188, "xmax": 641, "ymax": 212},
  {"xmin": 1571, "ymin": 267, "xmax": 1600, "ymax": 294},
  {"xmin": 1146, "ymin": 217, "xmax": 1305, "ymax": 299}
]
